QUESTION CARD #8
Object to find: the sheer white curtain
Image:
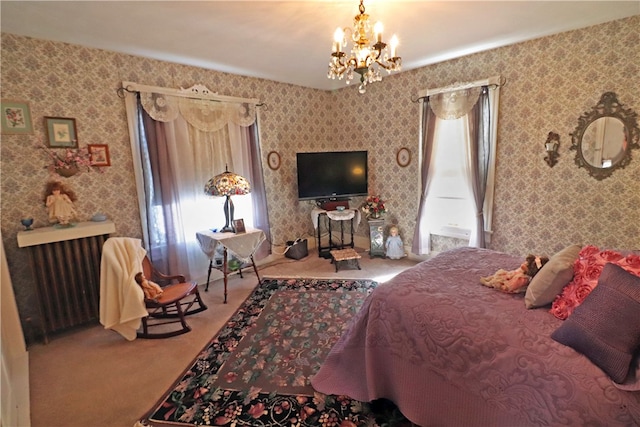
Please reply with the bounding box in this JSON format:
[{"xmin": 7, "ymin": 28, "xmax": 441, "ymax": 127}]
[
  {"xmin": 123, "ymin": 84, "xmax": 263, "ymax": 282},
  {"xmin": 181, "ymin": 120, "xmax": 257, "ymax": 281}
]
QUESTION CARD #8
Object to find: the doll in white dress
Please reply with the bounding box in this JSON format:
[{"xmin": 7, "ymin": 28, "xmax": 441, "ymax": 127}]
[
  {"xmin": 44, "ymin": 181, "xmax": 77, "ymax": 224},
  {"xmin": 385, "ymin": 225, "xmax": 404, "ymax": 259}
]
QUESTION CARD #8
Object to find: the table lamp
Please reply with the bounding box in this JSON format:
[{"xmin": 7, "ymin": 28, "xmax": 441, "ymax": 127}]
[{"xmin": 204, "ymin": 166, "xmax": 251, "ymax": 232}]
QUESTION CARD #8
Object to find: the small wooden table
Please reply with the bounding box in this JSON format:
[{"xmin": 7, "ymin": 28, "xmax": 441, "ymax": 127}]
[{"xmin": 330, "ymin": 248, "xmax": 362, "ymax": 272}]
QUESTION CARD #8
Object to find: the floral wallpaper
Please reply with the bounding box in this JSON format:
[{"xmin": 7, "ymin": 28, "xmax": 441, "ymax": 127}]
[{"xmin": 2, "ymin": 15, "xmax": 639, "ymax": 338}]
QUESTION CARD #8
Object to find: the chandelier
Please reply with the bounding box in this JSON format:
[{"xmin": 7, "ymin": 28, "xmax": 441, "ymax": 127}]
[{"xmin": 328, "ymin": 0, "xmax": 402, "ymax": 94}]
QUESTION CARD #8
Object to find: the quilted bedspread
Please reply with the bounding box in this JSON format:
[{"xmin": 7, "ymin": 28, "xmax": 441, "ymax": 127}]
[{"xmin": 311, "ymin": 247, "xmax": 640, "ymax": 426}]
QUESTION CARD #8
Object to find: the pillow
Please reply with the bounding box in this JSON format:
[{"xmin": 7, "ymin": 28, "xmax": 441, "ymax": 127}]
[
  {"xmin": 613, "ymin": 352, "xmax": 640, "ymax": 391},
  {"xmin": 551, "ymin": 263, "xmax": 640, "ymax": 383},
  {"xmin": 525, "ymin": 244, "xmax": 581, "ymax": 308},
  {"xmin": 550, "ymin": 246, "xmax": 640, "ymax": 320}
]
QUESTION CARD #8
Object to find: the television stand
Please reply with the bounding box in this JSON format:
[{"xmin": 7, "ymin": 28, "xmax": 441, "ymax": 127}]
[
  {"xmin": 312, "ymin": 207, "xmax": 357, "ymax": 258},
  {"xmin": 316, "ymin": 197, "xmax": 350, "ymax": 212}
]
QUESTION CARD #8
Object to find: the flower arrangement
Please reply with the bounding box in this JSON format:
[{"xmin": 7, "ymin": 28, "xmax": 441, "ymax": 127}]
[
  {"xmin": 41, "ymin": 144, "xmax": 93, "ymax": 175},
  {"xmin": 362, "ymin": 195, "xmax": 386, "ymax": 218}
]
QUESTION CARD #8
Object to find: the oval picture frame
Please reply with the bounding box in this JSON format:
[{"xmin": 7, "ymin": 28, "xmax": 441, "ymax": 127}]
[
  {"xmin": 267, "ymin": 151, "xmax": 281, "ymax": 170},
  {"xmin": 397, "ymin": 147, "xmax": 411, "ymax": 167}
]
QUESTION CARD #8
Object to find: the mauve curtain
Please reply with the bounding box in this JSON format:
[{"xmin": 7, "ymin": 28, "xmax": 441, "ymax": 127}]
[
  {"xmin": 245, "ymin": 124, "xmax": 271, "ymax": 259},
  {"xmin": 411, "ymin": 99, "xmax": 438, "ymax": 255},
  {"xmin": 466, "ymin": 87, "xmax": 491, "ymax": 248},
  {"xmin": 139, "ymin": 99, "xmax": 190, "ymax": 275},
  {"xmin": 227, "ymin": 122, "xmax": 271, "ymax": 259}
]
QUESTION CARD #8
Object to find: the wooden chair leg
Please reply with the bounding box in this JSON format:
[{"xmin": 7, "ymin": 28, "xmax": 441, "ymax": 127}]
[
  {"xmin": 137, "ymin": 283, "xmax": 206, "ymax": 339},
  {"xmin": 174, "ymin": 300, "xmax": 189, "ymax": 332},
  {"xmin": 251, "ymin": 255, "xmax": 261, "ymax": 283}
]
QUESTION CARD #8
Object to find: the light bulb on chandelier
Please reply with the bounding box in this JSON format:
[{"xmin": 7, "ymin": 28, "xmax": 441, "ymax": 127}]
[{"xmin": 327, "ymin": 0, "xmax": 402, "ymax": 94}]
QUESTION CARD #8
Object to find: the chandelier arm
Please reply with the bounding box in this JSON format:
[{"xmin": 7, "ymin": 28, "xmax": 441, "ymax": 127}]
[
  {"xmin": 372, "ymin": 41, "xmax": 386, "ymax": 53},
  {"xmin": 346, "ymin": 57, "xmax": 361, "ymax": 69},
  {"xmin": 330, "ymin": 54, "xmax": 352, "ymax": 73},
  {"xmin": 374, "ymin": 59, "xmax": 400, "ymax": 71}
]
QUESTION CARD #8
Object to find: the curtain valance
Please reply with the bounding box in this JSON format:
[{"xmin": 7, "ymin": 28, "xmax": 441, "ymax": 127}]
[
  {"xmin": 429, "ymin": 86, "xmax": 481, "ymax": 120},
  {"xmin": 140, "ymin": 91, "xmax": 257, "ymax": 131}
]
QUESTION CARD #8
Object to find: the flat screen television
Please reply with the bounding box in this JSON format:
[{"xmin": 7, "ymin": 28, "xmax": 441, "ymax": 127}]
[{"xmin": 296, "ymin": 151, "xmax": 368, "ymax": 201}]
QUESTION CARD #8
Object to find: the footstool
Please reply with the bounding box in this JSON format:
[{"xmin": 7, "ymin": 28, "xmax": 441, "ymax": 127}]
[{"xmin": 329, "ymin": 248, "xmax": 362, "ymax": 272}]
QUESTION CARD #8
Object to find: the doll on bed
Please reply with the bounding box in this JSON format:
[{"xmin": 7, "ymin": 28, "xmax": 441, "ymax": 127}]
[
  {"xmin": 480, "ymin": 254, "xmax": 549, "ymax": 293},
  {"xmin": 134, "ymin": 272, "xmax": 164, "ymax": 301}
]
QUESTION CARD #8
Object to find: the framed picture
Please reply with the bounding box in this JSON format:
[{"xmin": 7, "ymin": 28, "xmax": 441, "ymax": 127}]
[
  {"xmin": 232, "ymin": 218, "xmax": 246, "ymax": 234},
  {"xmin": 267, "ymin": 151, "xmax": 281, "ymax": 170},
  {"xmin": 44, "ymin": 116, "xmax": 78, "ymax": 148},
  {"xmin": 1, "ymin": 99, "xmax": 33, "ymax": 134},
  {"xmin": 397, "ymin": 147, "xmax": 411, "ymax": 167},
  {"xmin": 88, "ymin": 144, "xmax": 111, "ymax": 166}
]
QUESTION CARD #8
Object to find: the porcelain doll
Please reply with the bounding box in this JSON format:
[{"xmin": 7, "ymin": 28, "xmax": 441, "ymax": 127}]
[
  {"xmin": 43, "ymin": 181, "xmax": 77, "ymax": 224},
  {"xmin": 385, "ymin": 226, "xmax": 404, "ymax": 259}
]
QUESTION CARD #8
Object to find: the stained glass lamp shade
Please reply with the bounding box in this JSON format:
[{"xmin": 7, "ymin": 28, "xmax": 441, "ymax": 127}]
[{"xmin": 204, "ymin": 166, "xmax": 251, "ymax": 232}]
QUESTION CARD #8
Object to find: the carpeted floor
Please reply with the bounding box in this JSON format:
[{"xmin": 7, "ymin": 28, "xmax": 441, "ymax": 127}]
[
  {"xmin": 141, "ymin": 278, "xmax": 411, "ymax": 427},
  {"xmin": 27, "ymin": 251, "xmax": 419, "ymax": 427}
]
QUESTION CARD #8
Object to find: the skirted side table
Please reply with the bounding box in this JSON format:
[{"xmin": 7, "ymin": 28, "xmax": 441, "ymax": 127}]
[{"xmin": 196, "ymin": 228, "xmax": 265, "ymax": 303}]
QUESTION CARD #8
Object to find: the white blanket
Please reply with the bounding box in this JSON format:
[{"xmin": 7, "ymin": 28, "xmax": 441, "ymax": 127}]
[{"xmin": 99, "ymin": 237, "xmax": 148, "ymax": 341}]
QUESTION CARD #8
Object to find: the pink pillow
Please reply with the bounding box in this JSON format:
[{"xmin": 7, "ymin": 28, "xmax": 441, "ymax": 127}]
[{"xmin": 550, "ymin": 246, "xmax": 640, "ymax": 320}]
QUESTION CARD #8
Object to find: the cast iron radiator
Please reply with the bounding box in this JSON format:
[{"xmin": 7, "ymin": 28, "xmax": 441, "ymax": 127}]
[{"xmin": 28, "ymin": 234, "xmax": 109, "ymax": 341}]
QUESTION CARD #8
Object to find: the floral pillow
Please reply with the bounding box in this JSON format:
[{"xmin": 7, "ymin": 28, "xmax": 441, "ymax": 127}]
[{"xmin": 550, "ymin": 246, "xmax": 640, "ymax": 320}]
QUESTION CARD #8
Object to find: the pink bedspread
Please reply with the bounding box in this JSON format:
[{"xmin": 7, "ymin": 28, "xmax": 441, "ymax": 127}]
[{"xmin": 312, "ymin": 247, "xmax": 640, "ymax": 426}]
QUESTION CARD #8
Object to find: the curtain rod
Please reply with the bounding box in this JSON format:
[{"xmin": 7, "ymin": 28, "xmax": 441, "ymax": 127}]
[
  {"xmin": 117, "ymin": 81, "xmax": 263, "ymax": 106},
  {"xmin": 414, "ymin": 75, "xmax": 504, "ymax": 101}
]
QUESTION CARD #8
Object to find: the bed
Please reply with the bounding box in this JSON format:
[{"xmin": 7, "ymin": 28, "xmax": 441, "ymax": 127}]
[{"xmin": 311, "ymin": 247, "xmax": 640, "ymax": 426}]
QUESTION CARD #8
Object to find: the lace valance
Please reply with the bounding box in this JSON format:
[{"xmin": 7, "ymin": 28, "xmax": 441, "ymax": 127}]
[
  {"xmin": 429, "ymin": 86, "xmax": 481, "ymax": 120},
  {"xmin": 139, "ymin": 91, "xmax": 257, "ymax": 131}
]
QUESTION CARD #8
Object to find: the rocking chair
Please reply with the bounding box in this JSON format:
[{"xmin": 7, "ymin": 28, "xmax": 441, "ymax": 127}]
[{"xmin": 137, "ymin": 256, "xmax": 208, "ymax": 339}]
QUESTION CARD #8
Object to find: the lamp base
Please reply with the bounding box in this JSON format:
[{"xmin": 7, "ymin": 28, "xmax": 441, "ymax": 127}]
[{"xmin": 220, "ymin": 195, "xmax": 235, "ymax": 233}]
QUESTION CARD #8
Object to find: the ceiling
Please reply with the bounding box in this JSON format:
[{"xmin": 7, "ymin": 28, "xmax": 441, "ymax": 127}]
[{"xmin": 2, "ymin": 1, "xmax": 638, "ymax": 91}]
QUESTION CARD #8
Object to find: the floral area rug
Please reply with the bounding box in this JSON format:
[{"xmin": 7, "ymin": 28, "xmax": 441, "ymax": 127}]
[{"xmin": 141, "ymin": 278, "xmax": 412, "ymax": 427}]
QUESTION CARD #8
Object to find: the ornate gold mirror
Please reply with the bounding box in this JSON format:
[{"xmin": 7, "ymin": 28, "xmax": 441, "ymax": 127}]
[{"xmin": 570, "ymin": 92, "xmax": 639, "ymax": 180}]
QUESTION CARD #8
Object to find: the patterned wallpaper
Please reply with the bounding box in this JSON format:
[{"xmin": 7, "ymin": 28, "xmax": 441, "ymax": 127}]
[{"xmin": 2, "ymin": 15, "xmax": 639, "ymax": 336}]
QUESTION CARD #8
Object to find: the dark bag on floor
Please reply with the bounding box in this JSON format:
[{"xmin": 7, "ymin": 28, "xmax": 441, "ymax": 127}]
[{"xmin": 285, "ymin": 238, "xmax": 308, "ymax": 260}]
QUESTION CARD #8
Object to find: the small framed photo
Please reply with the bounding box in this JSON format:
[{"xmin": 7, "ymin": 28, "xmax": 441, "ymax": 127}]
[
  {"xmin": 1, "ymin": 99, "xmax": 33, "ymax": 134},
  {"xmin": 44, "ymin": 116, "xmax": 78, "ymax": 148},
  {"xmin": 267, "ymin": 151, "xmax": 281, "ymax": 170},
  {"xmin": 88, "ymin": 144, "xmax": 111, "ymax": 166},
  {"xmin": 397, "ymin": 147, "xmax": 411, "ymax": 167},
  {"xmin": 232, "ymin": 218, "xmax": 246, "ymax": 234}
]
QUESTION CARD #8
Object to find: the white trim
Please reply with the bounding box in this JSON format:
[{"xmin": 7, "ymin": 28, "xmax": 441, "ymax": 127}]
[
  {"xmin": 121, "ymin": 81, "xmax": 260, "ymax": 105},
  {"xmin": 418, "ymin": 75, "xmax": 501, "ymax": 98},
  {"xmin": 1, "ymin": 234, "xmax": 31, "ymax": 426},
  {"xmin": 16, "ymin": 221, "xmax": 116, "ymax": 247},
  {"xmin": 435, "ymin": 225, "xmax": 471, "ymax": 240}
]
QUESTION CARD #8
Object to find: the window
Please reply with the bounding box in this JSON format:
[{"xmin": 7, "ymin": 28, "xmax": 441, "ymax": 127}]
[
  {"xmin": 123, "ymin": 84, "xmax": 269, "ymax": 281},
  {"xmin": 422, "ymin": 117, "xmax": 475, "ymax": 239},
  {"xmin": 414, "ymin": 77, "xmax": 501, "ymax": 254}
]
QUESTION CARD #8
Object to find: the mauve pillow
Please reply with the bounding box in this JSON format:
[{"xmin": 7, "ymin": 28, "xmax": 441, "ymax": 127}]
[
  {"xmin": 614, "ymin": 353, "xmax": 640, "ymax": 391},
  {"xmin": 550, "ymin": 246, "xmax": 640, "ymax": 320},
  {"xmin": 525, "ymin": 244, "xmax": 581, "ymax": 309},
  {"xmin": 551, "ymin": 263, "xmax": 640, "ymax": 384}
]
